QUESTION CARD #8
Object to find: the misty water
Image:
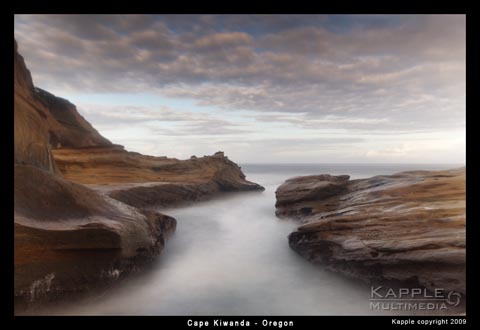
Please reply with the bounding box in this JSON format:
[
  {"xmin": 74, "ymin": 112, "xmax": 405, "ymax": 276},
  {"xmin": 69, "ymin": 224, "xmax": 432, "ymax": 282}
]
[{"xmin": 46, "ymin": 163, "xmax": 459, "ymax": 315}]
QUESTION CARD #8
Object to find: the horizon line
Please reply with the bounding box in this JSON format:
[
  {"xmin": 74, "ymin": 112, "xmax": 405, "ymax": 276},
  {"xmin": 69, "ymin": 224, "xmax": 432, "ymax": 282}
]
[{"xmin": 238, "ymin": 162, "xmax": 465, "ymax": 165}]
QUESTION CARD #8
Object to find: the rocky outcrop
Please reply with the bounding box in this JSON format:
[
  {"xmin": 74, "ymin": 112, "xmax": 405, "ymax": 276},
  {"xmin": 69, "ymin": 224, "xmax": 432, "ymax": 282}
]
[
  {"xmin": 14, "ymin": 41, "xmax": 173, "ymax": 308},
  {"xmin": 14, "ymin": 164, "xmax": 176, "ymax": 307},
  {"xmin": 14, "ymin": 40, "xmax": 35, "ymax": 97},
  {"xmin": 276, "ymin": 174, "xmax": 350, "ymax": 208},
  {"xmin": 52, "ymin": 147, "xmax": 264, "ymax": 208},
  {"xmin": 14, "ymin": 40, "xmax": 111, "ymax": 174},
  {"xmin": 275, "ymin": 169, "xmax": 466, "ymax": 295},
  {"xmin": 14, "ymin": 39, "xmax": 263, "ymax": 311},
  {"xmin": 14, "ymin": 40, "xmax": 57, "ymax": 173},
  {"xmin": 34, "ymin": 87, "xmax": 112, "ymax": 148}
]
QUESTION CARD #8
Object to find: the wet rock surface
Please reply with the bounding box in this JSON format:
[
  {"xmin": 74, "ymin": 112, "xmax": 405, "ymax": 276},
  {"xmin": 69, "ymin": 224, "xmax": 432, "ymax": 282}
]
[
  {"xmin": 275, "ymin": 169, "xmax": 466, "ymax": 295},
  {"xmin": 14, "ymin": 164, "xmax": 177, "ymax": 308}
]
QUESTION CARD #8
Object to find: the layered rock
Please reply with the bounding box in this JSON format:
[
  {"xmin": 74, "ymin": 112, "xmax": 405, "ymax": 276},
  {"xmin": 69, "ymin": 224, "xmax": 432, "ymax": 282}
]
[
  {"xmin": 14, "ymin": 40, "xmax": 262, "ymax": 311},
  {"xmin": 14, "ymin": 40, "xmax": 111, "ymax": 174},
  {"xmin": 15, "ymin": 42, "xmax": 147, "ymax": 307},
  {"xmin": 34, "ymin": 87, "xmax": 112, "ymax": 148},
  {"xmin": 14, "ymin": 164, "xmax": 176, "ymax": 306},
  {"xmin": 14, "ymin": 40, "xmax": 57, "ymax": 173},
  {"xmin": 52, "ymin": 147, "xmax": 264, "ymax": 208},
  {"xmin": 275, "ymin": 169, "xmax": 466, "ymax": 295}
]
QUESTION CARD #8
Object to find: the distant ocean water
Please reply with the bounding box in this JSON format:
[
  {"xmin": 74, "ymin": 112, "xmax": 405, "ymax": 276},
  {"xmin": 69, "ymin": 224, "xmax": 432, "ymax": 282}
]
[
  {"xmin": 239, "ymin": 163, "xmax": 463, "ymax": 191},
  {"xmin": 241, "ymin": 163, "xmax": 462, "ymax": 183}
]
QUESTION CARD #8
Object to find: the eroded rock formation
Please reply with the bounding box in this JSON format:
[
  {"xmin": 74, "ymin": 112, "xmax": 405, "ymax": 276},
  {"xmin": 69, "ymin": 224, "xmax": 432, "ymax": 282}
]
[
  {"xmin": 52, "ymin": 147, "xmax": 263, "ymax": 208},
  {"xmin": 14, "ymin": 40, "xmax": 178, "ymax": 308},
  {"xmin": 14, "ymin": 40, "xmax": 263, "ymax": 310},
  {"xmin": 275, "ymin": 169, "xmax": 466, "ymax": 295},
  {"xmin": 14, "ymin": 165, "xmax": 176, "ymax": 305},
  {"xmin": 14, "ymin": 40, "xmax": 111, "ymax": 174}
]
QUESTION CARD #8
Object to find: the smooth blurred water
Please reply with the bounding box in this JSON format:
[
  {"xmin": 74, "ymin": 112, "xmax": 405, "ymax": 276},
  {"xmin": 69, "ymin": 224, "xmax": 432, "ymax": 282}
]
[{"xmin": 44, "ymin": 163, "xmax": 460, "ymax": 315}]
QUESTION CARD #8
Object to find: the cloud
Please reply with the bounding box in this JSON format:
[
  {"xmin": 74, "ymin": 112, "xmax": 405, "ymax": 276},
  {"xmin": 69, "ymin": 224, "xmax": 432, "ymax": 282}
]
[
  {"xmin": 14, "ymin": 14, "xmax": 465, "ymax": 163},
  {"xmin": 195, "ymin": 32, "xmax": 252, "ymax": 49},
  {"xmin": 78, "ymin": 104, "xmax": 249, "ymax": 136}
]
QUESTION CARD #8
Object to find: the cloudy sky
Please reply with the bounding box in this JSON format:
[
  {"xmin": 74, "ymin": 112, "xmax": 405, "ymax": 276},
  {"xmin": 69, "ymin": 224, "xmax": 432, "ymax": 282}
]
[{"xmin": 14, "ymin": 14, "xmax": 465, "ymax": 163}]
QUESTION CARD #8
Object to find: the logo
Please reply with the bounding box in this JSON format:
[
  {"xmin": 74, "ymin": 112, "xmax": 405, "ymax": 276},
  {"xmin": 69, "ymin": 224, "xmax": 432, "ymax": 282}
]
[{"xmin": 369, "ymin": 286, "xmax": 462, "ymax": 311}]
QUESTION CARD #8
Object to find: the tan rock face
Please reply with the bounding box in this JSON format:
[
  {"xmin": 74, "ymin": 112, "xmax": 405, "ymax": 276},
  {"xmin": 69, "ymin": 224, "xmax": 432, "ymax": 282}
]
[
  {"xmin": 275, "ymin": 169, "xmax": 466, "ymax": 295},
  {"xmin": 13, "ymin": 39, "xmax": 263, "ymax": 311},
  {"xmin": 14, "ymin": 40, "xmax": 34, "ymax": 98},
  {"xmin": 276, "ymin": 174, "xmax": 350, "ymax": 207},
  {"xmin": 14, "ymin": 164, "xmax": 176, "ymax": 306},
  {"xmin": 14, "ymin": 40, "xmax": 56, "ymax": 173},
  {"xmin": 14, "ymin": 40, "xmax": 111, "ymax": 174},
  {"xmin": 52, "ymin": 147, "xmax": 264, "ymax": 208},
  {"xmin": 34, "ymin": 88, "xmax": 112, "ymax": 148}
]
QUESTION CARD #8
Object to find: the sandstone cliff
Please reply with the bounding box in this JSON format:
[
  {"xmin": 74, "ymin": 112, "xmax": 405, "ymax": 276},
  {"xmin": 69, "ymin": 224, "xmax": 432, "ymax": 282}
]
[
  {"xmin": 52, "ymin": 147, "xmax": 263, "ymax": 208},
  {"xmin": 14, "ymin": 40, "xmax": 177, "ymax": 308},
  {"xmin": 14, "ymin": 40, "xmax": 111, "ymax": 173},
  {"xmin": 14, "ymin": 40, "xmax": 263, "ymax": 310},
  {"xmin": 275, "ymin": 169, "xmax": 466, "ymax": 295},
  {"xmin": 15, "ymin": 164, "xmax": 176, "ymax": 306}
]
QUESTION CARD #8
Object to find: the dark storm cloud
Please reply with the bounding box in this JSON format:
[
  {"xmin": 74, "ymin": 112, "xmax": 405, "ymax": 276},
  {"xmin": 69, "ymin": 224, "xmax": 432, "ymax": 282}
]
[{"xmin": 14, "ymin": 14, "xmax": 465, "ymax": 135}]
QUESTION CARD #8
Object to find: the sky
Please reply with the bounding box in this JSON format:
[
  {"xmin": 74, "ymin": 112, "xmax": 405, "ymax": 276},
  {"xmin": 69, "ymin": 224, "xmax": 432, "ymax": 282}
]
[{"xmin": 14, "ymin": 14, "xmax": 465, "ymax": 164}]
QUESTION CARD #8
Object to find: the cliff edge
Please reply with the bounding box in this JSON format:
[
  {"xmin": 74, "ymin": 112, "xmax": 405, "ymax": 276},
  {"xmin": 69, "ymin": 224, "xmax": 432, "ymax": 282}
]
[
  {"xmin": 275, "ymin": 169, "xmax": 466, "ymax": 296},
  {"xmin": 14, "ymin": 39, "xmax": 263, "ymax": 311}
]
